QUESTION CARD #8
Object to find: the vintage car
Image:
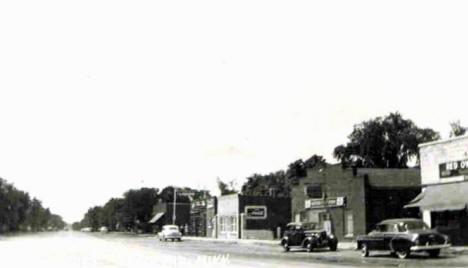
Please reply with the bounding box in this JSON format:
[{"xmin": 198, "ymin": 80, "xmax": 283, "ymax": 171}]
[
  {"xmin": 158, "ymin": 225, "xmax": 182, "ymax": 242},
  {"xmin": 280, "ymin": 222, "xmax": 338, "ymax": 252},
  {"xmin": 357, "ymin": 218, "xmax": 451, "ymax": 259}
]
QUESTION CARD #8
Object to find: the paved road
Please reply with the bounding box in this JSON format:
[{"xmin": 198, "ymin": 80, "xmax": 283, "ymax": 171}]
[{"xmin": 1, "ymin": 231, "xmax": 467, "ymax": 268}]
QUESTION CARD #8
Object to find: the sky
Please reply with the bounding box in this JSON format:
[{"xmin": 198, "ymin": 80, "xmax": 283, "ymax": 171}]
[{"xmin": 1, "ymin": 0, "xmax": 467, "ymax": 223}]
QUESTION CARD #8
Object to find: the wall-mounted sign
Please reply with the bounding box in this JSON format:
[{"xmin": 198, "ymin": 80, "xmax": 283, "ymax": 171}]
[
  {"xmin": 439, "ymin": 159, "xmax": 468, "ymax": 179},
  {"xmin": 245, "ymin": 206, "xmax": 267, "ymax": 219},
  {"xmin": 305, "ymin": 197, "xmax": 346, "ymax": 209}
]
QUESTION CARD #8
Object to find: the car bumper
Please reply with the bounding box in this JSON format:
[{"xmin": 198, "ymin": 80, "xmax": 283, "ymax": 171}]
[
  {"xmin": 411, "ymin": 244, "xmax": 451, "ymax": 251},
  {"xmin": 162, "ymin": 234, "xmax": 182, "ymax": 239}
]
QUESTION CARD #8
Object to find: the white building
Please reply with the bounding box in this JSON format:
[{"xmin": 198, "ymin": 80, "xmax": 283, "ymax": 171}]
[{"xmin": 405, "ymin": 135, "xmax": 468, "ymax": 244}]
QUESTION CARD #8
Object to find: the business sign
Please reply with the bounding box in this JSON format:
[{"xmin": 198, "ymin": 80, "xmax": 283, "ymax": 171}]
[
  {"xmin": 439, "ymin": 159, "xmax": 468, "ymax": 179},
  {"xmin": 305, "ymin": 197, "xmax": 346, "ymax": 209},
  {"xmin": 245, "ymin": 206, "xmax": 267, "ymax": 219}
]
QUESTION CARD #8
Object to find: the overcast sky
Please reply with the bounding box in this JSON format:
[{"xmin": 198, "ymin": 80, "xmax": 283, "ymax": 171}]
[{"xmin": 1, "ymin": 0, "xmax": 467, "ymax": 223}]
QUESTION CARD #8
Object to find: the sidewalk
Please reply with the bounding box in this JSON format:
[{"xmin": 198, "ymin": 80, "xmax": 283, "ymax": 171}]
[{"xmin": 183, "ymin": 236, "xmax": 356, "ymax": 250}]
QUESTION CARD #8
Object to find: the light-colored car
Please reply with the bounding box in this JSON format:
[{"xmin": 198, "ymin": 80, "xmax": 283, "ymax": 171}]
[
  {"xmin": 80, "ymin": 227, "xmax": 92, "ymax": 232},
  {"xmin": 99, "ymin": 226, "xmax": 109, "ymax": 233},
  {"xmin": 158, "ymin": 225, "xmax": 182, "ymax": 242}
]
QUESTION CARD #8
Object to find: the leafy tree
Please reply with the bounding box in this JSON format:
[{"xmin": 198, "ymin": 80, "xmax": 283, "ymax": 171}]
[
  {"xmin": 333, "ymin": 112, "xmax": 440, "ymax": 168},
  {"xmin": 82, "ymin": 206, "xmax": 103, "ymax": 231},
  {"xmin": 241, "ymin": 171, "xmax": 289, "ymax": 197},
  {"xmin": 100, "ymin": 198, "xmax": 124, "ymax": 231},
  {"xmin": 286, "ymin": 159, "xmax": 306, "ymax": 179},
  {"xmin": 120, "ymin": 188, "xmax": 159, "ymax": 230},
  {"xmin": 241, "ymin": 154, "xmax": 327, "ymax": 197},
  {"xmin": 216, "ymin": 178, "xmax": 237, "ymax": 195},
  {"xmin": 450, "ymin": 120, "xmax": 466, "ymax": 137}
]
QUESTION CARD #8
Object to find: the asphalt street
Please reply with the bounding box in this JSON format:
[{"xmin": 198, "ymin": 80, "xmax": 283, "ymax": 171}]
[{"xmin": 1, "ymin": 231, "xmax": 467, "ymax": 268}]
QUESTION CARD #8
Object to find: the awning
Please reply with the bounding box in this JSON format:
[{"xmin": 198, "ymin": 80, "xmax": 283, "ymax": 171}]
[
  {"xmin": 148, "ymin": 212, "xmax": 165, "ymax": 224},
  {"xmin": 404, "ymin": 182, "xmax": 468, "ymax": 211}
]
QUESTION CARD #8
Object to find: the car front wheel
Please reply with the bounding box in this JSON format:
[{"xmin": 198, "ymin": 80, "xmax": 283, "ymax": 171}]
[
  {"xmin": 395, "ymin": 247, "xmax": 410, "ymax": 259},
  {"xmin": 329, "ymin": 242, "xmax": 337, "ymax": 251},
  {"xmin": 361, "ymin": 243, "xmax": 369, "ymax": 257},
  {"xmin": 283, "ymin": 242, "xmax": 290, "ymax": 252},
  {"xmin": 428, "ymin": 249, "xmax": 440, "ymax": 258},
  {"xmin": 306, "ymin": 242, "xmax": 314, "ymax": 252}
]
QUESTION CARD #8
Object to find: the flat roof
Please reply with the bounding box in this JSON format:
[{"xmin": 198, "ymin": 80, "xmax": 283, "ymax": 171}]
[
  {"xmin": 419, "ymin": 134, "xmax": 468, "ymax": 148},
  {"xmin": 379, "ymin": 218, "xmax": 421, "ymax": 225}
]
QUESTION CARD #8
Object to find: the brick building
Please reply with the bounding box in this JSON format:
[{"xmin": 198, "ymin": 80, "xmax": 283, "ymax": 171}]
[
  {"xmin": 291, "ymin": 164, "xmax": 421, "ymax": 241},
  {"xmin": 216, "ymin": 194, "xmax": 290, "ymax": 240}
]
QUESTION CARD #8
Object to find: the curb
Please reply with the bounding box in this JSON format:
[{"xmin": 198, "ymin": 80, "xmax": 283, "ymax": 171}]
[{"xmin": 182, "ymin": 236, "xmax": 357, "ymax": 250}]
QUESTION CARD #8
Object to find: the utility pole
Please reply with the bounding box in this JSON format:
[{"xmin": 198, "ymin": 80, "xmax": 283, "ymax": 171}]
[{"xmin": 172, "ymin": 187, "xmax": 177, "ymax": 225}]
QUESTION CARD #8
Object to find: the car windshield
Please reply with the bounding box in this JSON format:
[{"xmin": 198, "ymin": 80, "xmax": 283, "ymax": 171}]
[
  {"xmin": 398, "ymin": 221, "xmax": 429, "ymax": 231},
  {"xmin": 302, "ymin": 222, "xmax": 318, "ymax": 230},
  {"xmin": 165, "ymin": 226, "xmax": 179, "ymax": 231}
]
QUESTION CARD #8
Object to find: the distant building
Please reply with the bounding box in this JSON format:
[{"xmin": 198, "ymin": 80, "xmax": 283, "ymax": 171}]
[
  {"xmin": 216, "ymin": 193, "xmax": 291, "ymax": 240},
  {"xmin": 291, "ymin": 164, "xmax": 421, "ymax": 241},
  {"xmin": 189, "ymin": 197, "xmax": 217, "ymax": 237},
  {"xmin": 405, "ymin": 135, "xmax": 468, "ymax": 245},
  {"xmin": 149, "ymin": 198, "xmax": 191, "ymax": 233}
]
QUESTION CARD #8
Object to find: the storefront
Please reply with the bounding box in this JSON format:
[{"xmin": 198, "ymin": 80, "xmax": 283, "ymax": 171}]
[
  {"xmin": 216, "ymin": 194, "xmax": 291, "ymax": 240},
  {"xmin": 405, "ymin": 135, "xmax": 468, "ymax": 245},
  {"xmin": 291, "ymin": 164, "xmax": 421, "ymax": 241}
]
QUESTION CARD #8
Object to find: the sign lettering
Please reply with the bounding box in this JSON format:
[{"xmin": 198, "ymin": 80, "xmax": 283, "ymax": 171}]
[{"xmin": 439, "ymin": 159, "xmax": 468, "ymax": 179}]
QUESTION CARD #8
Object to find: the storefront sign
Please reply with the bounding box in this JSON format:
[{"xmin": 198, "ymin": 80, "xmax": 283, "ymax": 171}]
[
  {"xmin": 305, "ymin": 197, "xmax": 346, "ymax": 209},
  {"xmin": 245, "ymin": 206, "xmax": 267, "ymax": 219},
  {"xmin": 439, "ymin": 159, "xmax": 468, "ymax": 179}
]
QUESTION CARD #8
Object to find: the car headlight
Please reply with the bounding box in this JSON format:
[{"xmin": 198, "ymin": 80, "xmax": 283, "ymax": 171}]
[
  {"xmin": 329, "ymin": 234, "xmax": 335, "ymax": 239},
  {"xmin": 443, "ymin": 234, "xmax": 450, "ymax": 244}
]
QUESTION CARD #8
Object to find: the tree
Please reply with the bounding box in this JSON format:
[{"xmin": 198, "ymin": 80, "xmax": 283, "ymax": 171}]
[
  {"xmin": 450, "ymin": 120, "xmax": 466, "ymax": 137},
  {"xmin": 241, "ymin": 171, "xmax": 289, "ymax": 197},
  {"xmin": 286, "ymin": 159, "xmax": 306, "ymax": 179},
  {"xmin": 121, "ymin": 188, "xmax": 159, "ymax": 230},
  {"xmin": 216, "ymin": 178, "xmax": 237, "ymax": 195},
  {"xmin": 333, "ymin": 112, "xmax": 440, "ymax": 168},
  {"xmin": 100, "ymin": 198, "xmax": 124, "ymax": 231},
  {"xmin": 241, "ymin": 154, "xmax": 327, "ymax": 197}
]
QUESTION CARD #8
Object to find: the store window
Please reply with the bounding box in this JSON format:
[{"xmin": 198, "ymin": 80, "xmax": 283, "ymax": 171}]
[
  {"xmin": 220, "ymin": 216, "xmax": 227, "ymax": 232},
  {"xmin": 230, "ymin": 216, "xmax": 237, "ymax": 232},
  {"xmin": 305, "ymin": 183, "xmax": 323, "ymax": 199},
  {"xmin": 346, "ymin": 211, "xmax": 354, "ymax": 237}
]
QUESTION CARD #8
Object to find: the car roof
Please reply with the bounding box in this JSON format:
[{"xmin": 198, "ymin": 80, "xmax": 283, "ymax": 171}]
[
  {"xmin": 163, "ymin": 225, "xmax": 178, "ymax": 228},
  {"xmin": 287, "ymin": 222, "xmax": 303, "ymax": 226},
  {"xmin": 378, "ymin": 218, "xmax": 422, "ymax": 225}
]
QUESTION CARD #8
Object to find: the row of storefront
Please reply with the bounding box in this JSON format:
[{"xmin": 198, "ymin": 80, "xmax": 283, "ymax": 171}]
[{"xmin": 148, "ymin": 135, "xmax": 468, "ymax": 244}]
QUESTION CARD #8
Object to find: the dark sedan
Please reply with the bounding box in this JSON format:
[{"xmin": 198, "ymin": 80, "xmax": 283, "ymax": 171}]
[{"xmin": 357, "ymin": 218, "xmax": 451, "ymax": 259}]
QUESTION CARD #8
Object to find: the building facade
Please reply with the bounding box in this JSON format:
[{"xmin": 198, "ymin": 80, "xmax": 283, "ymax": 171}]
[
  {"xmin": 149, "ymin": 200, "xmax": 191, "ymax": 233},
  {"xmin": 405, "ymin": 135, "xmax": 468, "ymax": 245},
  {"xmin": 216, "ymin": 194, "xmax": 291, "ymax": 240},
  {"xmin": 188, "ymin": 197, "xmax": 217, "ymax": 237},
  {"xmin": 291, "ymin": 164, "xmax": 421, "ymax": 241}
]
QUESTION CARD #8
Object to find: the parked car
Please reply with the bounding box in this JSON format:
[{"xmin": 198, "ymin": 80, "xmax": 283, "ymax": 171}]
[
  {"xmin": 80, "ymin": 227, "xmax": 92, "ymax": 232},
  {"xmin": 357, "ymin": 218, "xmax": 451, "ymax": 259},
  {"xmin": 99, "ymin": 226, "xmax": 109, "ymax": 233},
  {"xmin": 280, "ymin": 222, "xmax": 338, "ymax": 252},
  {"xmin": 158, "ymin": 225, "xmax": 182, "ymax": 242}
]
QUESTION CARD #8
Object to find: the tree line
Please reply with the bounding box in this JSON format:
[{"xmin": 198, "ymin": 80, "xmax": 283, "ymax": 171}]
[
  {"xmin": 0, "ymin": 177, "xmax": 66, "ymax": 233},
  {"xmin": 73, "ymin": 186, "xmax": 209, "ymax": 232}
]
